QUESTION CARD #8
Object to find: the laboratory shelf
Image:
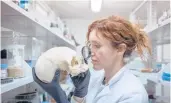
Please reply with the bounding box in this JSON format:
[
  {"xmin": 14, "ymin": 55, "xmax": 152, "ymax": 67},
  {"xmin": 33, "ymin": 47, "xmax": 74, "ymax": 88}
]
[
  {"xmin": 147, "ymin": 18, "xmax": 170, "ymax": 34},
  {"xmin": 0, "ymin": 76, "xmax": 34, "ymax": 94},
  {"xmin": 159, "ymin": 80, "xmax": 170, "ymax": 87},
  {"xmin": 147, "ymin": 19, "xmax": 170, "ymax": 45},
  {"xmin": 130, "ymin": 70, "xmax": 158, "ymax": 85},
  {"xmin": 0, "ymin": 76, "xmax": 74, "ymax": 95},
  {"xmin": 130, "ymin": 70, "xmax": 170, "ymax": 87},
  {"xmin": 1, "ymin": 1, "xmax": 75, "ymax": 49}
]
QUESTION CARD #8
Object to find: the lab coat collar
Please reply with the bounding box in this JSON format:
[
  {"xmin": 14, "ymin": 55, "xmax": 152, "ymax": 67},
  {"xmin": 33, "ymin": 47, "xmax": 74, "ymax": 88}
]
[
  {"xmin": 108, "ymin": 66, "xmax": 128, "ymax": 88},
  {"xmin": 93, "ymin": 85, "xmax": 111, "ymax": 101},
  {"xmin": 94, "ymin": 66, "xmax": 128, "ymax": 100}
]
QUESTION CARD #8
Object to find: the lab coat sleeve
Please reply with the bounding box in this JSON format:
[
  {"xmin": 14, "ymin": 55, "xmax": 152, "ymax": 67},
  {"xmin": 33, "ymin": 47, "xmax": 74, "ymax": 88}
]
[{"xmin": 118, "ymin": 93, "xmax": 148, "ymax": 103}]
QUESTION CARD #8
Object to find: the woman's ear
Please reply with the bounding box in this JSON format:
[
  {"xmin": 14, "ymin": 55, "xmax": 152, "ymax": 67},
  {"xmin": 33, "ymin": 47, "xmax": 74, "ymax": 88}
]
[{"xmin": 117, "ymin": 43, "xmax": 127, "ymax": 55}]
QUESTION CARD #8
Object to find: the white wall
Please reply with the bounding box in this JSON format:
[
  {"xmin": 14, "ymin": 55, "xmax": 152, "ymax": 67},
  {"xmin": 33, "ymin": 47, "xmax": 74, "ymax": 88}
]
[{"xmin": 63, "ymin": 19, "xmax": 94, "ymax": 45}]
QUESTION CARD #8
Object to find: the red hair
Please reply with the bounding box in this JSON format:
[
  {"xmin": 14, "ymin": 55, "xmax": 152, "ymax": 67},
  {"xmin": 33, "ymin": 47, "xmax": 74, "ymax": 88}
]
[{"xmin": 87, "ymin": 15, "xmax": 151, "ymax": 58}]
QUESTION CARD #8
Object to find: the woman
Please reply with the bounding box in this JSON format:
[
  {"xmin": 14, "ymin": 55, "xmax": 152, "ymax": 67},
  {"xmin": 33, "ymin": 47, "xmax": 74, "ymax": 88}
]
[{"xmin": 33, "ymin": 15, "xmax": 151, "ymax": 103}]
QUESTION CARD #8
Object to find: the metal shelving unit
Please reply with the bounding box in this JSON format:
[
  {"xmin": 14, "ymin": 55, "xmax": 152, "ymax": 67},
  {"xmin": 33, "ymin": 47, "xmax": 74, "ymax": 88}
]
[
  {"xmin": 1, "ymin": 0, "xmax": 75, "ymax": 96},
  {"xmin": 1, "ymin": 1, "xmax": 75, "ymax": 50}
]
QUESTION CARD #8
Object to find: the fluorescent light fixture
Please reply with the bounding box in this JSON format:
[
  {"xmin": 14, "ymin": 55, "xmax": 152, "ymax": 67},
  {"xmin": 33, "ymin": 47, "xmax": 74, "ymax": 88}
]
[{"xmin": 91, "ymin": 0, "xmax": 102, "ymax": 13}]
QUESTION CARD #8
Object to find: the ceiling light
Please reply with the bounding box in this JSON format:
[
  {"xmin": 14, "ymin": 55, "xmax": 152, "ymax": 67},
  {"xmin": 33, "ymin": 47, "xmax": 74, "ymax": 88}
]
[
  {"xmin": 33, "ymin": 37, "xmax": 37, "ymax": 41},
  {"xmin": 91, "ymin": 0, "xmax": 102, "ymax": 13}
]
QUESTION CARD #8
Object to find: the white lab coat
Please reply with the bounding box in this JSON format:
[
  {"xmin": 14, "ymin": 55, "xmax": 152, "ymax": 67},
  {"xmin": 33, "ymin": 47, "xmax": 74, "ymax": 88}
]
[{"xmin": 83, "ymin": 66, "xmax": 149, "ymax": 103}]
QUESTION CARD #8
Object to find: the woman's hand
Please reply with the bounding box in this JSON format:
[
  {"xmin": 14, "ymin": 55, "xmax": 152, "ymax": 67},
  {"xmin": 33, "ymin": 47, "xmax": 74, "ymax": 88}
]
[
  {"xmin": 32, "ymin": 67, "xmax": 70, "ymax": 103},
  {"xmin": 70, "ymin": 64, "xmax": 91, "ymax": 98}
]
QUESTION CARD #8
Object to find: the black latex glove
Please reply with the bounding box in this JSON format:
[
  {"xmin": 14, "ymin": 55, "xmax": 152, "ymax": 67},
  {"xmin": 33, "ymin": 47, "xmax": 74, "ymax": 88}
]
[
  {"xmin": 32, "ymin": 67, "xmax": 70, "ymax": 103},
  {"xmin": 70, "ymin": 70, "xmax": 90, "ymax": 98}
]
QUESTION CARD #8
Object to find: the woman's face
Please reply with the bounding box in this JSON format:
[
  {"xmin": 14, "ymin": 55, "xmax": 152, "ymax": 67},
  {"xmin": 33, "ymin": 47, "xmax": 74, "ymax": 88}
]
[{"xmin": 89, "ymin": 30, "xmax": 119, "ymax": 70}]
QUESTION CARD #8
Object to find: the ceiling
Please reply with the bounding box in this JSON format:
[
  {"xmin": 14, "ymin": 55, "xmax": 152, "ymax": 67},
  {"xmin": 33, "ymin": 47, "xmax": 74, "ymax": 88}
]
[{"xmin": 45, "ymin": 0, "xmax": 143, "ymax": 19}]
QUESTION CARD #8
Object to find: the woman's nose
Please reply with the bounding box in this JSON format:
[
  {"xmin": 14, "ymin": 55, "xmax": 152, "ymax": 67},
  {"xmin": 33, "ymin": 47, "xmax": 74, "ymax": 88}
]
[{"xmin": 91, "ymin": 52, "xmax": 95, "ymax": 56}]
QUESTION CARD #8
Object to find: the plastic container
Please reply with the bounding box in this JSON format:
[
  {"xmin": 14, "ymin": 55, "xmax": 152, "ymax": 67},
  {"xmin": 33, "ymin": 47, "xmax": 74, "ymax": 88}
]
[
  {"xmin": 162, "ymin": 72, "xmax": 170, "ymax": 77},
  {"xmin": 1, "ymin": 64, "xmax": 8, "ymax": 78},
  {"xmin": 162, "ymin": 72, "xmax": 170, "ymax": 82},
  {"xmin": 158, "ymin": 63, "xmax": 170, "ymax": 82},
  {"xmin": 19, "ymin": 0, "xmax": 29, "ymax": 11},
  {"xmin": 7, "ymin": 45, "xmax": 25, "ymax": 78},
  {"xmin": 7, "ymin": 65, "xmax": 25, "ymax": 78}
]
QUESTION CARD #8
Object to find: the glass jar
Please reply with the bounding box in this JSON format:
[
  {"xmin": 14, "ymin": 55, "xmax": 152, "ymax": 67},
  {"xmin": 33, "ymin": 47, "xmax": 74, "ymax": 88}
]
[{"xmin": 7, "ymin": 45, "xmax": 25, "ymax": 78}]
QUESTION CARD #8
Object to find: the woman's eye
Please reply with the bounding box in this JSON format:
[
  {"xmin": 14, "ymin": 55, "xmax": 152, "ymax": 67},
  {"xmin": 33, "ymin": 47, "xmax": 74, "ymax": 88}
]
[
  {"xmin": 93, "ymin": 44, "xmax": 101, "ymax": 48},
  {"xmin": 96, "ymin": 45, "xmax": 101, "ymax": 48},
  {"xmin": 88, "ymin": 43, "xmax": 101, "ymax": 50}
]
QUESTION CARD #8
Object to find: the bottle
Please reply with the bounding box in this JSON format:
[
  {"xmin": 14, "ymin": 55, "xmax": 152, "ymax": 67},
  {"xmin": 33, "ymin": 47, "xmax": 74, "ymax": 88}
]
[
  {"xmin": 19, "ymin": 0, "xmax": 29, "ymax": 11},
  {"xmin": 1, "ymin": 64, "xmax": 8, "ymax": 78}
]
